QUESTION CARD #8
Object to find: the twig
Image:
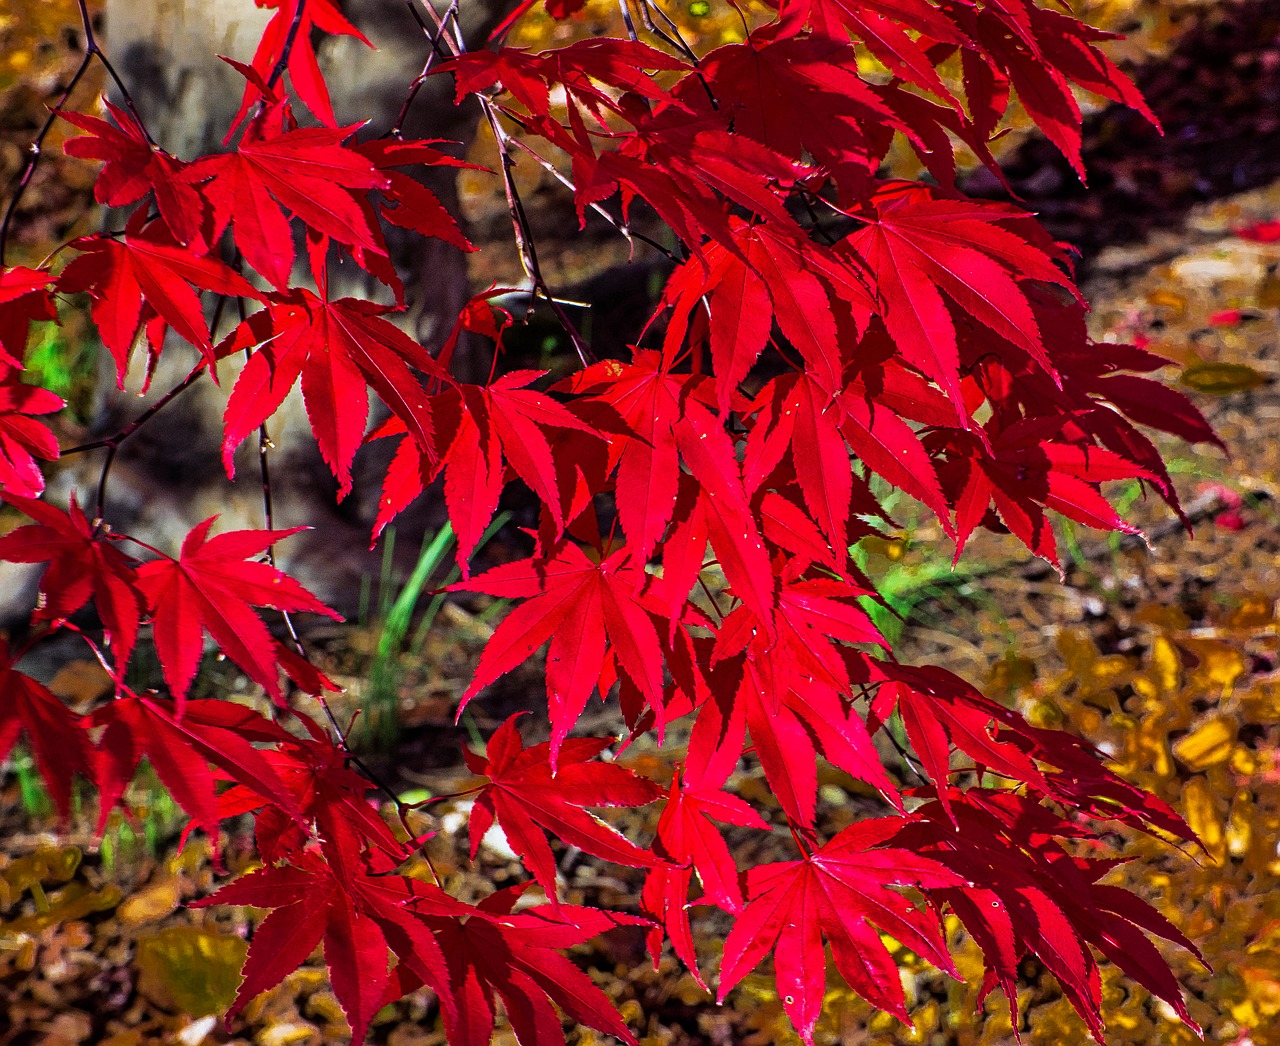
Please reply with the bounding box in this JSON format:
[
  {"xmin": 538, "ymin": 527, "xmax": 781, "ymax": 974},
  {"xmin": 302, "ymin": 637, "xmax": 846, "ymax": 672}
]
[
  {"xmin": 481, "ymin": 102, "xmax": 595, "ymax": 366},
  {"xmin": 0, "ymin": 0, "xmax": 151, "ymax": 263},
  {"xmin": 390, "ymin": 0, "xmax": 459, "ymax": 137},
  {"xmin": 265, "ymin": 0, "xmax": 309, "ymax": 92},
  {"xmin": 57, "ymin": 362, "xmax": 206, "ymax": 526},
  {"xmin": 633, "ymin": 0, "xmax": 717, "ymax": 109},
  {"xmin": 408, "ymin": 2, "xmax": 594, "ymax": 363},
  {"xmin": 503, "ymin": 132, "xmax": 675, "ymax": 261}
]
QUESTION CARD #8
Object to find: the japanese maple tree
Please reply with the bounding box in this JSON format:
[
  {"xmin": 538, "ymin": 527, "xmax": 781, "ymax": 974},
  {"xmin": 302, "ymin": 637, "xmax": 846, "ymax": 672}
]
[{"xmin": 0, "ymin": 0, "xmax": 1217, "ymax": 1043}]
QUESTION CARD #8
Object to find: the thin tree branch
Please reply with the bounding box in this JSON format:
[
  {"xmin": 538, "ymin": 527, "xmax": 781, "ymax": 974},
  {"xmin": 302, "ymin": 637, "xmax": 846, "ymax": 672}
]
[
  {"xmin": 390, "ymin": 0, "xmax": 459, "ymax": 137},
  {"xmin": 491, "ymin": 105, "xmax": 596, "ymax": 365}
]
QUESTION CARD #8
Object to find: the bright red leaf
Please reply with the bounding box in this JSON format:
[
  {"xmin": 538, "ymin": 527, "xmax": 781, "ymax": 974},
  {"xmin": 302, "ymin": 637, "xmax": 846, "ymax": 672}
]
[
  {"xmin": 404, "ymin": 887, "xmax": 644, "ymax": 1046},
  {"xmin": 463, "ymin": 717, "xmax": 663, "ymax": 899},
  {"xmin": 61, "ymin": 100, "xmax": 208, "ymax": 246},
  {"xmin": 92, "ymin": 695, "xmax": 303, "ymax": 842},
  {"xmin": 0, "ymin": 266, "xmax": 56, "ymax": 367},
  {"xmin": 0, "ymin": 494, "xmax": 143, "ymax": 664},
  {"xmin": 228, "ymin": 0, "xmax": 373, "ymax": 132},
  {"xmin": 184, "ymin": 122, "xmax": 386, "ymax": 289},
  {"xmin": 718, "ymin": 816, "xmax": 963, "ymax": 1045},
  {"xmin": 58, "ymin": 212, "xmax": 260, "ymax": 379},
  {"xmin": 135, "ymin": 518, "xmax": 340, "ymax": 704},
  {"xmin": 197, "ymin": 851, "xmax": 467, "ymax": 1043},
  {"xmin": 216, "ymin": 289, "xmax": 445, "ymax": 496},
  {"xmin": 454, "ymin": 544, "xmax": 668, "ymax": 761},
  {"xmin": 0, "ymin": 372, "xmax": 62, "ymax": 498},
  {"xmin": 0, "ymin": 636, "xmax": 91, "ymax": 819}
]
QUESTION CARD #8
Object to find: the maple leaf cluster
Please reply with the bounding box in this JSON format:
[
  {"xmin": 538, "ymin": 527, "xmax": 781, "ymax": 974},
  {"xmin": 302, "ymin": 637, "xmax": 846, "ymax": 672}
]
[{"xmin": 0, "ymin": 0, "xmax": 1220, "ymax": 1043}]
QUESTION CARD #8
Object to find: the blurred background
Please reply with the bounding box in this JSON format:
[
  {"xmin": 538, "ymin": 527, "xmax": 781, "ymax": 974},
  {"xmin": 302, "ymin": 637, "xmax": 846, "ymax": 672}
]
[{"xmin": 5, "ymin": 1, "xmax": 1280, "ymax": 1044}]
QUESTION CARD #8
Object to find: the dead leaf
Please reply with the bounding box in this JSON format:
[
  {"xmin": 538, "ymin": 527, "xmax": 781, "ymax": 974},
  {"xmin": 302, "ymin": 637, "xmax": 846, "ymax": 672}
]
[
  {"xmin": 134, "ymin": 925, "xmax": 248, "ymax": 1016},
  {"xmin": 47, "ymin": 659, "xmax": 113, "ymax": 707},
  {"xmin": 1179, "ymin": 361, "xmax": 1266, "ymax": 394},
  {"xmin": 117, "ymin": 877, "xmax": 180, "ymax": 926}
]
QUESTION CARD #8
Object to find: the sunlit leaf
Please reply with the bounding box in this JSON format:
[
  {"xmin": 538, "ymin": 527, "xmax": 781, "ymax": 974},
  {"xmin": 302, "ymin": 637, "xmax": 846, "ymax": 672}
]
[{"xmin": 1172, "ymin": 717, "xmax": 1236, "ymax": 772}]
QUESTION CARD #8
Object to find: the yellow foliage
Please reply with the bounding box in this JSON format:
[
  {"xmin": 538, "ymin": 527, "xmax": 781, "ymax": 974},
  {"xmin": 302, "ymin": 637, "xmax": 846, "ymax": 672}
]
[
  {"xmin": 134, "ymin": 925, "xmax": 249, "ymax": 1016},
  {"xmin": 0, "ymin": 844, "xmax": 81, "ymax": 909}
]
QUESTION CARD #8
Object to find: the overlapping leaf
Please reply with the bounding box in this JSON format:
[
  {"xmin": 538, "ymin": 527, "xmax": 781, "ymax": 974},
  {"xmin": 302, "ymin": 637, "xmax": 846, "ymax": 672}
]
[
  {"xmin": 92, "ymin": 696, "xmax": 303, "ymax": 842},
  {"xmin": 0, "ymin": 635, "xmax": 91, "ymax": 819},
  {"xmin": 135, "ymin": 518, "xmax": 340, "ymax": 704},
  {"xmin": 404, "ymin": 887, "xmax": 645, "ymax": 1046},
  {"xmin": 0, "ymin": 266, "xmax": 56, "ymax": 366},
  {"xmin": 429, "ymin": 372, "xmax": 604, "ymax": 566},
  {"xmin": 216, "ymin": 289, "xmax": 444, "ymax": 495},
  {"xmin": 843, "ymin": 187, "xmax": 1072, "ymax": 415},
  {"xmin": 0, "ymin": 371, "xmax": 62, "ymax": 497},
  {"xmin": 898, "ymin": 790, "xmax": 1203, "ymax": 1041},
  {"xmin": 642, "ymin": 760, "xmax": 769, "ymax": 984},
  {"xmin": 197, "ymin": 851, "xmax": 467, "ymax": 1044},
  {"xmin": 58, "ymin": 212, "xmax": 260, "ymax": 378},
  {"xmin": 184, "ymin": 122, "xmax": 386, "ymax": 288},
  {"xmin": 453, "ymin": 546, "xmax": 666, "ymax": 761},
  {"xmin": 462, "ymin": 717, "xmax": 663, "ymax": 898},
  {"xmin": 718, "ymin": 816, "xmax": 963, "ymax": 1045},
  {"xmin": 61, "ymin": 100, "xmax": 207, "ymax": 246},
  {"xmin": 228, "ymin": 0, "xmax": 373, "ymax": 132},
  {"xmin": 0, "ymin": 494, "xmax": 143, "ymax": 663}
]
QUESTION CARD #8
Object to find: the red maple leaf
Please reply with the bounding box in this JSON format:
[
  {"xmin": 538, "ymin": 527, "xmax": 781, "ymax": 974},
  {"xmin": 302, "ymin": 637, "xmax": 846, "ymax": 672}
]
[
  {"xmin": 559, "ymin": 353, "xmax": 775, "ymax": 627},
  {"xmin": 216, "ymin": 289, "xmax": 445, "ymax": 496},
  {"xmin": 454, "ymin": 543, "xmax": 668, "ymax": 761},
  {"xmin": 428, "ymin": 372, "xmax": 604, "ymax": 566},
  {"xmin": 691, "ymin": 34, "xmax": 910, "ymax": 190},
  {"xmin": 867, "ymin": 661, "xmax": 1192, "ymax": 841},
  {"xmin": 0, "ymin": 266, "xmax": 56, "ymax": 367},
  {"xmin": 399, "ymin": 886, "xmax": 644, "ymax": 1046},
  {"xmin": 214, "ymin": 715, "xmax": 410, "ymax": 868},
  {"xmin": 58, "ymin": 211, "xmax": 261, "ymax": 380},
  {"xmin": 794, "ymin": 0, "xmax": 971, "ymax": 55},
  {"xmin": 228, "ymin": 0, "xmax": 373, "ymax": 132},
  {"xmin": 0, "ymin": 636, "xmax": 91, "ymax": 819},
  {"xmin": 61, "ymin": 100, "xmax": 208, "ymax": 246},
  {"xmin": 135, "ymin": 518, "xmax": 340, "ymax": 705},
  {"xmin": 183, "ymin": 121, "xmax": 386, "ymax": 289},
  {"xmin": 0, "ymin": 371, "xmax": 62, "ymax": 498},
  {"xmin": 843, "ymin": 186, "xmax": 1073, "ymax": 414},
  {"xmin": 0, "ymin": 494, "xmax": 144, "ymax": 665},
  {"xmin": 349, "ymin": 297, "xmax": 517, "ymax": 542},
  {"xmin": 959, "ymin": 1, "xmax": 1158, "ymax": 181},
  {"xmin": 642, "ymin": 759, "xmax": 769, "ymax": 984},
  {"xmin": 197, "ymin": 851, "xmax": 468, "ymax": 1044},
  {"xmin": 661, "ymin": 221, "xmax": 873, "ymax": 410},
  {"xmin": 898, "ymin": 790, "xmax": 1201, "ymax": 1041},
  {"xmin": 799, "ymin": 0, "xmax": 968, "ymax": 105},
  {"xmin": 866, "ymin": 661, "xmax": 1046, "ymax": 821},
  {"xmin": 691, "ymin": 582, "xmax": 898, "ymax": 834},
  {"xmin": 936, "ymin": 417, "xmax": 1151, "ymax": 566},
  {"xmin": 743, "ymin": 374, "xmax": 857, "ymax": 565},
  {"xmin": 353, "ymin": 138, "xmax": 474, "ymax": 252},
  {"xmin": 463, "ymin": 716, "xmax": 663, "ymax": 899},
  {"xmin": 92, "ymin": 696, "xmax": 304, "ymax": 842},
  {"xmin": 718, "ymin": 816, "xmax": 963, "ymax": 1044}
]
